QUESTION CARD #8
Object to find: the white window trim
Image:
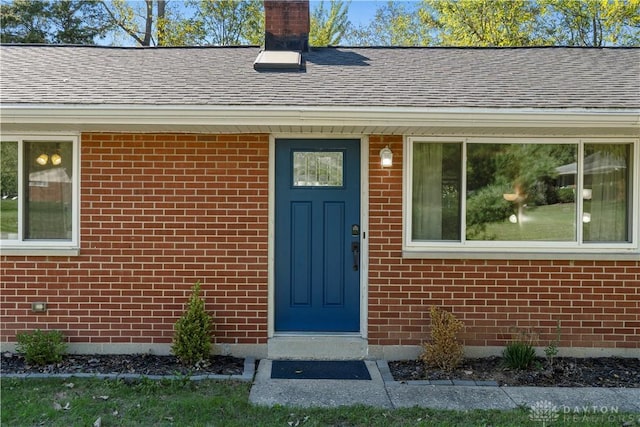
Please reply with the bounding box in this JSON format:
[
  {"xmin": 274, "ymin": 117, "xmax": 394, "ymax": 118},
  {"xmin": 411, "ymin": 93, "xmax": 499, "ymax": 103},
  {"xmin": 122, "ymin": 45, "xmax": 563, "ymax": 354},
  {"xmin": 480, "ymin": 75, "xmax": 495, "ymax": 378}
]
[
  {"xmin": 403, "ymin": 136, "xmax": 640, "ymax": 260},
  {"xmin": 0, "ymin": 134, "xmax": 80, "ymax": 256}
]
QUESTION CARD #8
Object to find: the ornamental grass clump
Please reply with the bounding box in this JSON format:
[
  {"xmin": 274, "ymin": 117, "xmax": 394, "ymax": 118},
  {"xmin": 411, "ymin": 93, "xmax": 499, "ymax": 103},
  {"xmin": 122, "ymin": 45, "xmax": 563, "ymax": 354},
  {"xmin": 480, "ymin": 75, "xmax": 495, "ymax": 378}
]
[
  {"xmin": 16, "ymin": 329, "xmax": 67, "ymax": 365},
  {"xmin": 172, "ymin": 281, "xmax": 213, "ymax": 366},
  {"xmin": 420, "ymin": 306, "xmax": 465, "ymax": 372},
  {"xmin": 503, "ymin": 327, "xmax": 538, "ymax": 370}
]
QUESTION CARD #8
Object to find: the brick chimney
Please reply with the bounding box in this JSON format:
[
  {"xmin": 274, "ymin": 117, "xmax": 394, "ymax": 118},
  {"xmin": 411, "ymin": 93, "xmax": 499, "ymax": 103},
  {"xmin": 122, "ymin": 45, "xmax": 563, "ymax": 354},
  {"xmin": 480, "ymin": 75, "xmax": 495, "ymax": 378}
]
[{"xmin": 264, "ymin": 0, "xmax": 309, "ymax": 52}]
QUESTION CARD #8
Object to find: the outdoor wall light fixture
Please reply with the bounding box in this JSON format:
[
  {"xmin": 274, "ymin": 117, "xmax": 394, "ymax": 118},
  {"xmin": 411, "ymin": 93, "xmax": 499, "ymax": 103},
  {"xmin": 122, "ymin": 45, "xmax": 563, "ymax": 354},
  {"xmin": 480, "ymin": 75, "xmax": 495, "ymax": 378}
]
[
  {"xmin": 31, "ymin": 302, "xmax": 48, "ymax": 312},
  {"xmin": 380, "ymin": 146, "xmax": 393, "ymax": 167}
]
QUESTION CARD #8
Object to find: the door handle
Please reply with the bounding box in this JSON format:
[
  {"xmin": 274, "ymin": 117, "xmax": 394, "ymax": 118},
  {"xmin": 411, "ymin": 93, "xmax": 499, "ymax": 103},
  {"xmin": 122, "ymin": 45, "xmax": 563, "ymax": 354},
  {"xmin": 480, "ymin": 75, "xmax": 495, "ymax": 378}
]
[{"xmin": 351, "ymin": 242, "xmax": 359, "ymax": 271}]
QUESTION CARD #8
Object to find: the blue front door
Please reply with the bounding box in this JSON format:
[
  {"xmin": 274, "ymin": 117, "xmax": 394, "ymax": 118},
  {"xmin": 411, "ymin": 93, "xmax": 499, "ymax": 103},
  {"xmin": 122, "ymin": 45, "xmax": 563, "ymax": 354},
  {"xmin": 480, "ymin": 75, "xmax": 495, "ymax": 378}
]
[{"xmin": 275, "ymin": 139, "xmax": 361, "ymax": 332}]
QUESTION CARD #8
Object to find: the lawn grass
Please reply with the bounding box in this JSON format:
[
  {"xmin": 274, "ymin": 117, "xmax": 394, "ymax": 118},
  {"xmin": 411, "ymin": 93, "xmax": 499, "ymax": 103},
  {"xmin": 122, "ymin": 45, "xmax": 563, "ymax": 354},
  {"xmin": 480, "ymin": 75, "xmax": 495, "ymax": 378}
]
[
  {"xmin": 482, "ymin": 203, "xmax": 576, "ymax": 241},
  {"xmin": 2, "ymin": 378, "xmax": 637, "ymax": 426},
  {"xmin": 0, "ymin": 199, "xmax": 18, "ymax": 234}
]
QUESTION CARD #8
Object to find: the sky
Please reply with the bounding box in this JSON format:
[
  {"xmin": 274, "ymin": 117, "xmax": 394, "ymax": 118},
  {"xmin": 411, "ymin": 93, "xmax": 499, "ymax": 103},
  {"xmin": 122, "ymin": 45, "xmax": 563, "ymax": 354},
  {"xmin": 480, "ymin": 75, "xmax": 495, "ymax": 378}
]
[
  {"xmin": 315, "ymin": 0, "xmax": 419, "ymax": 26},
  {"xmin": 316, "ymin": 0, "xmax": 380, "ymax": 26}
]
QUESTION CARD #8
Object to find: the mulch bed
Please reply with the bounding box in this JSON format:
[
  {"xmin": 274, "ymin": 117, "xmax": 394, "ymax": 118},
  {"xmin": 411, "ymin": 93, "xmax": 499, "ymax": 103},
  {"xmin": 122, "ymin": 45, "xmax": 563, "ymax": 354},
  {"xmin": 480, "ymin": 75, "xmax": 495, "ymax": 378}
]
[
  {"xmin": 3, "ymin": 352, "xmax": 639, "ymax": 388},
  {"xmin": 1, "ymin": 352, "xmax": 244, "ymax": 376},
  {"xmin": 389, "ymin": 356, "xmax": 640, "ymax": 387}
]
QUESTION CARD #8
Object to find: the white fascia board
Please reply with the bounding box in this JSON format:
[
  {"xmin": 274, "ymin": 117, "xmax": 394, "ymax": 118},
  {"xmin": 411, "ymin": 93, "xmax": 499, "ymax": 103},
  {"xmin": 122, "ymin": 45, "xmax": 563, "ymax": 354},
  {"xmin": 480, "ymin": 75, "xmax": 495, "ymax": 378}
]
[{"xmin": 1, "ymin": 104, "xmax": 639, "ymax": 131}]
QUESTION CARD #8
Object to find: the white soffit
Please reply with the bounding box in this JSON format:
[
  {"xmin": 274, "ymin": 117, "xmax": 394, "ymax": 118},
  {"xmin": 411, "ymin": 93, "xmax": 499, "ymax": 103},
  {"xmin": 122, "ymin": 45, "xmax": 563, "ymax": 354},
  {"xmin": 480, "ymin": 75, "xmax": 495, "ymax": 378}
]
[
  {"xmin": 1, "ymin": 105, "xmax": 638, "ymax": 135},
  {"xmin": 253, "ymin": 50, "xmax": 302, "ymax": 70}
]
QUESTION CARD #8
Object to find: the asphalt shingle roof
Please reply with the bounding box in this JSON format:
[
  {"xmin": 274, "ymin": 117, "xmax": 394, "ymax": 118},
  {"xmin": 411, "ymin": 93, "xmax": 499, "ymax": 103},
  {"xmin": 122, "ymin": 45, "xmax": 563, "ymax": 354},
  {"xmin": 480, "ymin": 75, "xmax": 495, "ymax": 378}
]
[{"xmin": 1, "ymin": 45, "xmax": 638, "ymax": 109}]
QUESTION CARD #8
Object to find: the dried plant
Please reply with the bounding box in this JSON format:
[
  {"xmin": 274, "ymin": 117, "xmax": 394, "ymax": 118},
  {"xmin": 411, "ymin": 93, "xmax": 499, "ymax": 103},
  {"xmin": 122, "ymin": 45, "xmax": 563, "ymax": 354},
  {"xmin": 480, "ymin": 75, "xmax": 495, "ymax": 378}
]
[{"xmin": 420, "ymin": 306, "xmax": 464, "ymax": 372}]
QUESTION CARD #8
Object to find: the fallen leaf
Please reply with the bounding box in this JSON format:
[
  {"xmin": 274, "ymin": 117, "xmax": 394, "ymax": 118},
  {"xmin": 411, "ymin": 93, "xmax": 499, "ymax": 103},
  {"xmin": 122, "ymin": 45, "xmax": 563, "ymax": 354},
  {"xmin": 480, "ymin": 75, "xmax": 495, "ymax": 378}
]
[
  {"xmin": 112, "ymin": 410, "xmax": 119, "ymax": 416},
  {"xmin": 63, "ymin": 402, "xmax": 71, "ymax": 410},
  {"xmin": 93, "ymin": 417, "xmax": 102, "ymax": 427}
]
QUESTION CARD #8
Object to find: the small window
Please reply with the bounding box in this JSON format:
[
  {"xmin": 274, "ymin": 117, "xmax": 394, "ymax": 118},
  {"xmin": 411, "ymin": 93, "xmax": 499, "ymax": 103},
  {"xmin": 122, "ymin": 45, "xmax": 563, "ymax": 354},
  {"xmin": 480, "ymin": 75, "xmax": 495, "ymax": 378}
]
[
  {"xmin": 1, "ymin": 136, "xmax": 79, "ymax": 254},
  {"xmin": 292, "ymin": 151, "xmax": 344, "ymax": 187},
  {"xmin": 406, "ymin": 137, "xmax": 637, "ymax": 258}
]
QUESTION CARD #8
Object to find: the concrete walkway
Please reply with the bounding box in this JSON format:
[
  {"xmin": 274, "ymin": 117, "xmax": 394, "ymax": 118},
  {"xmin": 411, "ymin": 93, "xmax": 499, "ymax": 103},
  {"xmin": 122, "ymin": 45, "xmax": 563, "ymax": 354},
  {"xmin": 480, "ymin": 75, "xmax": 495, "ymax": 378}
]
[{"xmin": 249, "ymin": 360, "xmax": 640, "ymax": 413}]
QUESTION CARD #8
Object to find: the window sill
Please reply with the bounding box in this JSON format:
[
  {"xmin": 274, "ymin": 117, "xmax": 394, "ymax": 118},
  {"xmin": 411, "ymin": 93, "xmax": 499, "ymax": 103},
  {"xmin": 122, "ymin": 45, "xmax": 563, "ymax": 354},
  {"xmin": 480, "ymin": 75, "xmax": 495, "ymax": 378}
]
[
  {"xmin": 402, "ymin": 249, "xmax": 640, "ymax": 261},
  {"xmin": 0, "ymin": 245, "xmax": 80, "ymax": 257}
]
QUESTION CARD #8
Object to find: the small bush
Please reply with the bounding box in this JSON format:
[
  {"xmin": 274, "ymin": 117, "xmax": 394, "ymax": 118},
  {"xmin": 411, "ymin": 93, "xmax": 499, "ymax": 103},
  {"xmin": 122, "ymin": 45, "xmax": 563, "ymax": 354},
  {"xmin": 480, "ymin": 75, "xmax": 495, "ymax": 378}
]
[
  {"xmin": 172, "ymin": 281, "xmax": 213, "ymax": 366},
  {"xmin": 466, "ymin": 184, "xmax": 513, "ymax": 227},
  {"xmin": 544, "ymin": 321, "xmax": 562, "ymax": 367},
  {"xmin": 503, "ymin": 327, "xmax": 537, "ymax": 370},
  {"xmin": 421, "ymin": 306, "xmax": 464, "ymax": 372},
  {"xmin": 15, "ymin": 329, "xmax": 67, "ymax": 365},
  {"xmin": 556, "ymin": 187, "xmax": 575, "ymax": 204}
]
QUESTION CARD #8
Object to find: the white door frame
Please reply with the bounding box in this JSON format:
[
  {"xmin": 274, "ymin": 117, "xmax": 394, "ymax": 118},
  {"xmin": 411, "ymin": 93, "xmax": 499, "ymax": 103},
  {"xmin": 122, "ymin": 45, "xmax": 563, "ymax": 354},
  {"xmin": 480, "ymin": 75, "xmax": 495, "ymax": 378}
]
[{"xmin": 267, "ymin": 134, "xmax": 369, "ymax": 339}]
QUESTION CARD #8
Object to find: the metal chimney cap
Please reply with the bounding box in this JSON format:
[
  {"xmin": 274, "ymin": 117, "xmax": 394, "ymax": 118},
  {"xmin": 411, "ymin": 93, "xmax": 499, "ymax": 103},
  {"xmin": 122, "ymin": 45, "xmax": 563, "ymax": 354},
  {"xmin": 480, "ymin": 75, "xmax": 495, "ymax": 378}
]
[{"xmin": 254, "ymin": 50, "xmax": 302, "ymax": 71}]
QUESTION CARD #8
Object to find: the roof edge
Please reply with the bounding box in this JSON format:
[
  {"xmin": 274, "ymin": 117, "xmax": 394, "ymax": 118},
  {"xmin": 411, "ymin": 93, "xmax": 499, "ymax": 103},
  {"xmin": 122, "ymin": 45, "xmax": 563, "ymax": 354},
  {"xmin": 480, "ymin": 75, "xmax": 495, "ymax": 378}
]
[
  {"xmin": 1, "ymin": 44, "xmax": 639, "ymax": 51},
  {"xmin": 1, "ymin": 104, "xmax": 638, "ymax": 132}
]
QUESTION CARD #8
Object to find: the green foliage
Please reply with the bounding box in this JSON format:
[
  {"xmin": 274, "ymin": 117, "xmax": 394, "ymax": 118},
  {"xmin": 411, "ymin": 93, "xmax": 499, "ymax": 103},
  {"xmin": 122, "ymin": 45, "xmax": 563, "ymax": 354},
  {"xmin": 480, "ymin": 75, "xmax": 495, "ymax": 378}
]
[
  {"xmin": 556, "ymin": 187, "xmax": 575, "ymax": 203},
  {"xmin": 544, "ymin": 321, "xmax": 561, "ymax": 367},
  {"xmin": 541, "ymin": 0, "xmax": 640, "ymax": 46},
  {"xmin": 504, "ymin": 341, "xmax": 536, "ymax": 369},
  {"xmin": 4, "ymin": 0, "xmax": 638, "ymax": 47},
  {"xmin": 1, "ymin": 141, "xmax": 18, "ymax": 198},
  {"xmin": 100, "ymin": 0, "xmax": 160, "ymax": 46},
  {"xmin": 310, "ymin": 0, "xmax": 349, "ymax": 46},
  {"xmin": 421, "ymin": 306, "xmax": 465, "ymax": 372},
  {"xmin": 493, "ymin": 144, "xmax": 569, "ymax": 205},
  {"xmin": 503, "ymin": 327, "xmax": 537, "ymax": 370},
  {"xmin": 15, "ymin": 329, "xmax": 67, "ymax": 365},
  {"xmin": 0, "ymin": 0, "xmax": 111, "ymax": 44},
  {"xmin": 465, "ymin": 142, "xmax": 577, "ymax": 240},
  {"xmin": 0, "ymin": 0, "xmax": 49, "ymax": 43},
  {"xmin": 466, "ymin": 183, "xmax": 513, "ymax": 239},
  {"xmin": 420, "ymin": 0, "xmax": 547, "ymax": 46},
  {"xmin": 172, "ymin": 281, "xmax": 213, "ymax": 366},
  {"xmin": 189, "ymin": 0, "xmax": 264, "ymax": 46}
]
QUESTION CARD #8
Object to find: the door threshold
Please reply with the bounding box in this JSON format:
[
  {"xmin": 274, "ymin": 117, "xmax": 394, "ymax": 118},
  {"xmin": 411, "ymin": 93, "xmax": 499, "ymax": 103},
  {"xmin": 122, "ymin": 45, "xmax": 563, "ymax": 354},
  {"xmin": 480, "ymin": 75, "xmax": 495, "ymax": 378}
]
[
  {"xmin": 268, "ymin": 335, "xmax": 368, "ymax": 360},
  {"xmin": 274, "ymin": 332, "xmax": 362, "ymax": 337}
]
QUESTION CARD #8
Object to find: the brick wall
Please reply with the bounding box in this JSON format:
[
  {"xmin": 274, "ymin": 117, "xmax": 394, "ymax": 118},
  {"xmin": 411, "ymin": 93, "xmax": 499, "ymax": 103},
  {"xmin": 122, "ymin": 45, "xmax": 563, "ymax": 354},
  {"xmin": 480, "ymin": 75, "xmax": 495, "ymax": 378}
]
[
  {"xmin": 368, "ymin": 136, "xmax": 640, "ymax": 350},
  {"xmin": 1, "ymin": 133, "xmax": 270, "ymax": 346},
  {"xmin": 2, "ymin": 133, "xmax": 638, "ymax": 352}
]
